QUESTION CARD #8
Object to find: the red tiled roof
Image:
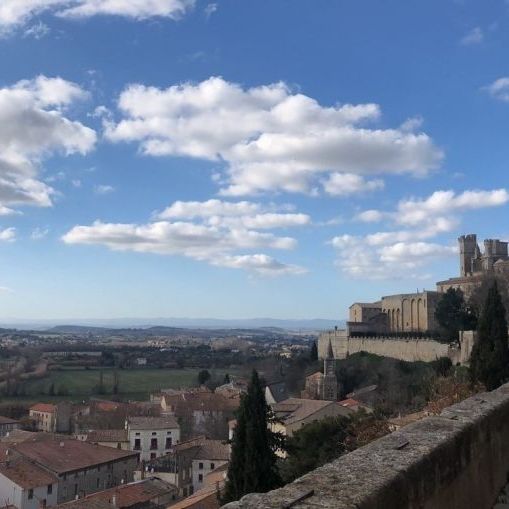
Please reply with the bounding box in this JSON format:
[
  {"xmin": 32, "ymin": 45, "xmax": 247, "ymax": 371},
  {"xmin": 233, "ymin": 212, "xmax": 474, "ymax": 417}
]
[
  {"xmin": 339, "ymin": 398, "xmax": 361, "ymax": 408},
  {"xmin": 0, "ymin": 459, "xmax": 57, "ymax": 489},
  {"xmin": 30, "ymin": 403, "xmax": 57, "ymax": 413},
  {"xmin": 14, "ymin": 439, "xmax": 138, "ymax": 474},
  {"xmin": 56, "ymin": 477, "xmax": 176, "ymax": 508}
]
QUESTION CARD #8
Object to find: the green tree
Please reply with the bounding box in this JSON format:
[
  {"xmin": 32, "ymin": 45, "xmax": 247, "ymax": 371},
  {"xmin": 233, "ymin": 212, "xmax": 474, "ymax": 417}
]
[
  {"xmin": 309, "ymin": 341, "xmax": 318, "ymax": 362},
  {"xmin": 470, "ymin": 281, "xmax": 509, "ymax": 390},
  {"xmin": 197, "ymin": 369, "xmax": 211, "ymax": 385},
  {"xmin": 222, "ymin": 370, "xmax": 282, "ymax": 504},
  {"xmin": 223, "ymin": 373, "xmax": 231, "ymax": 384},
  {"xmin": 282, "ymin": 416, "xmax": 352, "ymax": 482},
  {"xmin": 435, "ymin": 288, "xmax": 477, "ymax": 341},
  {"xmin": 48, "ymin": 382, "xmax": 55, "ymax": 396}
]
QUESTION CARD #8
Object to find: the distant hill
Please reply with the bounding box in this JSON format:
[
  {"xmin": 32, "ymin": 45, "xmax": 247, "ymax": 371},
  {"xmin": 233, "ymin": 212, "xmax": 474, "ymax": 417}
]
[{"xmin": 4, "ymin": 317, "xmax": 344, "ymax": 332}]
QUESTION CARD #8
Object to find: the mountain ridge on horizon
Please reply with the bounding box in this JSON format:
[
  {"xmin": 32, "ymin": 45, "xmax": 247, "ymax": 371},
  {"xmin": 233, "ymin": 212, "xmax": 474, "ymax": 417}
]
[{"xmin": 0, "ymin": 317, "xmax": 346, "ymax": 331}]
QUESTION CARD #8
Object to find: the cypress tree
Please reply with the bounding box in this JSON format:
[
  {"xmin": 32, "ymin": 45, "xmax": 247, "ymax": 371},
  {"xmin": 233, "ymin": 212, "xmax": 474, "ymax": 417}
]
[
  {"xmin": 222, "ymin": 369, "xmax": 282, "ymax": 504},
  {"xmin": 310, "ymin": 341, "xmax": 318, "ymax": 362},
  {"xmin": 470, "ymin": 281, "xmax": 509, "ymax": 390}
]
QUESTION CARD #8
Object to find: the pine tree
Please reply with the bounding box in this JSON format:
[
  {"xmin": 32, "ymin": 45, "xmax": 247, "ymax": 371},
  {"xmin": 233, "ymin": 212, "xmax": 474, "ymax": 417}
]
[
  {"xmin": 470, "ymin": 281, "xmax": 509, "ymax": 390},
  {"xmin": 222, "ymin": 370, "xmax": 282, "ymax": 504}
]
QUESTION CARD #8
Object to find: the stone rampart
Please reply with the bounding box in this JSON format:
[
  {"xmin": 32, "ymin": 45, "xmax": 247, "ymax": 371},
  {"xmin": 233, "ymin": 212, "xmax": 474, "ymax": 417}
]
[
  {"xmin": 223, "ymin": 382, "xmax": 509, "ymax": 509},
  {"xmin": 318, "ymin": 329, "xmax": 473, "ymax": 365}
]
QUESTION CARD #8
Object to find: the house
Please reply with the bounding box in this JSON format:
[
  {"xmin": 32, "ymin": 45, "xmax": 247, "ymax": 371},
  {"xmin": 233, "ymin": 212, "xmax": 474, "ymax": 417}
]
[
  {"xmin": 77, "ymin": 429, "xmax": 130, "ymax": 450},
  {"xmin": 169, "ymin": 464, "xmax": 227, "ymax": 509},
  {"xmin": 264, "ymin": 381, "xmax": 288, "ymax": 405},
  {"xmin": 4, "ymin": 438, "xmax": 139, "ymax": 504},
  {"xmin": 190, "ymin": 439, "xmax": 229, "ymax": 492},
  {"xmin": 29, "ymin": 403, "xmax": 72, "ymax": 433},
  {"xmin": 29, "ymin": 403, "xmax": 57, "ymax": 433},
  {"xmin": 146, "ymin": 436, "xmax": 229, "ymax": 498},
  {"xmin": 0, "ymin": 416, "xmax": 20, "ymax": 438},
  {"xmin": 54, "ymin": 477, "xmax": 177, "ymax": 508},
  {"xmin": 126, "ymin": 416, "xmax": 180, "ymax": 462},
  {"xmin": 0, "ymin": 458, "xmax": 58, "ymax": 509},
  {"xmin": 271, "ymin": 398, "xmax": 354, "ymax": 444}
]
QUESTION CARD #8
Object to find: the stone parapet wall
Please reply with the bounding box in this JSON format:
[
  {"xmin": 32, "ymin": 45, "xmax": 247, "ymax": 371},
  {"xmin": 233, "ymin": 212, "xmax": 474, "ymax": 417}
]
[
  {"xmin": 317, "ymin": 330, "xmax": 474, "ymax": 365},
  {"xmin": 223, "ymin": 383, "xmax": 509, "ymax": 509}
]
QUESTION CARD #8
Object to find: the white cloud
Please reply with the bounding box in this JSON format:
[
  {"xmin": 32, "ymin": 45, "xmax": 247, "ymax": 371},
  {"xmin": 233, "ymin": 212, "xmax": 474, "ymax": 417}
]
[
  {"xmin": 0, "ymin": 0, "xmax": 195, "ymax": 32},
  {"xmin": 105, "ymin": 77, "xmax": 443, "ymax": 196},
  {"xmin": 158, "ymin": 199, "xmax": 261, "ymax": 219},
  {"xmin": 95, "ymin": 184, "xmax": 115, "ymax": 195},
  {"xmin": 395, "ymin": 189, "xmax": 509, "ymax": 226},
  {"xmin": 0, "ymin": 75, "xmax": 96, "ymax": 213},
  {"xmin": 484, "ymin": 77, "xmax": 509, "ymax": 102},
  {"xmin": 356, "ymin": 209, "xmax": 384, "ymax": 223},
  {"xmin": 204, "ymin": 3, "xmax": 217, "ymax": 19},
  {"xmin": 63, "ymin": 199, "xmax": 308, "ymax": 276},
  {"xmin": 0, "ymin": 227, "xmax": 16, "ymax": 242},
  {"xmin": 332, "ymin": 188, "xmax": 509, "ymax": 279},
  {"xmin": 460, "ymin": 27, "xmax": 483, "ymax": 46},
  {"xmin": 23, "ymin": 20, "xmax": 50, "ymax": 39},
  {"xmin": 212, "ymin": 254, "xmax": 307, "ymax": 276},
  {"xmin": 322, "ymin": 173, "xmax": 384, "ymax": 196},
  {"xmin": 31, "ymin": 227, "xmax": 49, "ymax": 239},
  {"xmin": 331, "ymin": 234, "xmax": 456, "ymax": 280}
]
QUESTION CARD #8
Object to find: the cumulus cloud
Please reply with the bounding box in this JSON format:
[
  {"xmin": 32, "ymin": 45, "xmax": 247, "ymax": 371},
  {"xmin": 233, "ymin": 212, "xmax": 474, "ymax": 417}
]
[
  {"xmin": 95, "ymin": 184, "xmax": 115, "ymax": 195},
  {"xmin": 0, "ymin": 0, "xmax": 195, "ymax": 32},
  {"xmin": 332, "ymin": 188, "xmax": 509, "ymax": 279},
  {"xmin": 104, "ymin": 77, "xmax": 443, "ymax": 196},
  {"xmin": 63, "ymin": 199, "xmax": 308, "ymax": 276},
  {"xmin": 322, "ymin": 173, "xmax": 384, "ymax": 196},
  {"xmin": 460, "ymin": 27, "xmax": 483, "ymax": 46},
  {"xmin": 0, "ymin": 227, "xmax": 16, "ymax": 242},
  {"xmin": 331, "ymin": 235, "xmax": 456, "ymax": 280},
  {"xmin": 0, "ymin": 75, "xmax": 96, "ymax": 212},
  {"xmin": 484, "ymin": 77, "xmax": 509, "ymax": 102}
]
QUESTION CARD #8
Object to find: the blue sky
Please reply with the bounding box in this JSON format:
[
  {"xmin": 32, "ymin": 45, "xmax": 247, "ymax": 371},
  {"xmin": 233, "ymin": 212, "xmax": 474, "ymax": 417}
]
[{"xmin": 0, "ymin": 0, "xmax": 508, "ymax": 321}]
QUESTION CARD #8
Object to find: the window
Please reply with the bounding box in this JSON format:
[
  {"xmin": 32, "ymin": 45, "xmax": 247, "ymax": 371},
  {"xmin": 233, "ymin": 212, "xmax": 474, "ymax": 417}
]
[
  {"xmin": 150, "ymin": 438, "xmax": 158, "ymax": 450},
  {"xmin": 28, "ymin": 489, "xmax": 34, "ymax": 500},
  {"xmin": 47, "ymin": 484, "xmax": 53, "ymax": 494},
  {"xmin": 152, "ymin": 432, "xmax": 157, "ymax": 436},
  {"xmin": 210, "ymin": 462, "xmax": 215, "ymax": 470},
  {"xmin": 165, "ymin": 437, "xmax": 172, "ymax": 449},
  {"xmin": 117, "ymin": 442, "xmax": 121, "ymax": 449},
  {"xmin": 74, "ymin": 484, "xmax": 78, "ymax": 497},
  {"xmin": 166, "ymin": 431, "xmax": 171, "ymax": 434},
  {"xmin": 134, "ymin": 438, "xmax": 141, "ymax": 450},
  {"xmin": 150, "ymin": 453, "xmax": 156, "ymax": 460},
  {"xmin": 135, "ymin": 432, "xmax": 140, "ymax": 436},
  {"xmin": 198, "ymin": 474, "xmax": 203, "ymax": 482},
  {"xmin": 198, "ymin": 462, "xmax": 203, "ymax": 470},
  {"xmin": 97, "ymin": 478, "xmax": 100, "ymax": 488}
]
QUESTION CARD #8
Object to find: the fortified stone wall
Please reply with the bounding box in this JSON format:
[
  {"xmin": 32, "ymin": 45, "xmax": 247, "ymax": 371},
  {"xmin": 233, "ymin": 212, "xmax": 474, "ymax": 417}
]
[
  {"xmin": 223, "ymin": 382, "xmax": 509, "ymax": 509},
  {"xmin": 317, "ymin": 329, "xmax": 473, "ymax": 365}
]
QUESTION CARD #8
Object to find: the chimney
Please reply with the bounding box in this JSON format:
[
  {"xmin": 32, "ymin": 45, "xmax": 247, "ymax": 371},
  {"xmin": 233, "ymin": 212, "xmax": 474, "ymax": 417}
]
[
  {"xmin": 59, "ymin": 442, "xmax": 65, "ymax": 447},
  {"xmin": 112, "ymin": 494, "xmax": 117, "ymax": 508}
]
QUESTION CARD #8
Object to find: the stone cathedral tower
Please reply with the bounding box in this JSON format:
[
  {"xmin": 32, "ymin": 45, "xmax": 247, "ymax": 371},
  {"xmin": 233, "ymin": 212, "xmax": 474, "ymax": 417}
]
[{"xmin": 322, "ymin": 339, "xmax": 338, "ymax": 401}]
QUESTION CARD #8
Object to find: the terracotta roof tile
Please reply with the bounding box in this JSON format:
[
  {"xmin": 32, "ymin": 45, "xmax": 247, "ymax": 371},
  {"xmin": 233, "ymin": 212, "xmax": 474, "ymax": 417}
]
[
  {"xmin": 14, "ymin": 439, "xmax": 138, "ymax": 474},
  {"xmin": 0, "ymin": 459, "xmax": 57, "ymax": 489},
  {"xmin": 30, "ymin": 403, "xmax": 57, "ymax": 413}
]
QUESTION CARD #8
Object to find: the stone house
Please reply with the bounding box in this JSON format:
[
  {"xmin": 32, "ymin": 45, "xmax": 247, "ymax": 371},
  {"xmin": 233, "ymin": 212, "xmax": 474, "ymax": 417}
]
[
  {"xmin": 8, "ymin": 438, "xmax": 139, "ymax": 504},
  {"xmin": 0, "ymin": 416, "xmax": 20, "ymax": 438},
  {"xmin": 29, "ymin": 403, "xmax": 72, "ymax": 434},
  {"xmin": 146, "ymin": 436, "xmax": 229, "ymax": 498},
  {"xmin": 0, "ymin": 457, "xmax": 59, "ymax": 509},
  {"xmin": 127, "ymin": 416, "xmax": 180, "ymax": 462}
]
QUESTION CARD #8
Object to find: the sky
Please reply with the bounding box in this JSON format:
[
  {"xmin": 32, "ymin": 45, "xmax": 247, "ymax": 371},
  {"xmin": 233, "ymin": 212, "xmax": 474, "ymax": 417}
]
[{"xmin": 0, "ymin": 0, "xmax": 508, "ymax": 321}]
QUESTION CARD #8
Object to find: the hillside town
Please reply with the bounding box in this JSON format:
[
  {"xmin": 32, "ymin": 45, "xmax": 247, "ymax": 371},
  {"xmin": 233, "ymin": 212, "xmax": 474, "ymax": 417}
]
[{"xmin": 0, "ymin": 233, "xmax": 507, "ymax": 508}]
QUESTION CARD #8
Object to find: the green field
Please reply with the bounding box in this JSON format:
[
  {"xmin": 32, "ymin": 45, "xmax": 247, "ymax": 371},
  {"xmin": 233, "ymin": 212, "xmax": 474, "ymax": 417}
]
[{"xmin": 21, "ymin": 367, "xmax": 241, "ymax": 401}]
